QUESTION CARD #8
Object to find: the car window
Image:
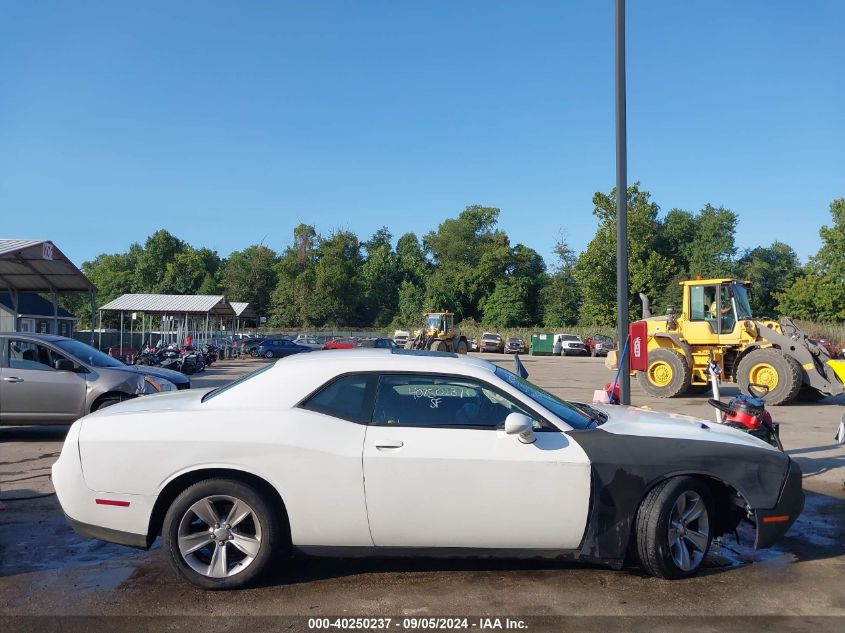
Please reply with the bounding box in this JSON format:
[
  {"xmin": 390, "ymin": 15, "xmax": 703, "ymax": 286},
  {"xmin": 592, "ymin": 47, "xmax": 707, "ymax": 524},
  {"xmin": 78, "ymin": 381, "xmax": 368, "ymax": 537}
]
[
  {"xmin": 494, "ymin": 366, "xmax": 594, "ymax": 430},
  {"xmin": 8, "ymin": 340, "xmax": 68, "ymax": 371},
  {"xmin": 372, "ymin": 374, "xmax": 540, "ymax": 430},
  {"xmin": 300, "ymin": 374, "xmax": 378, "ymax": 424}
]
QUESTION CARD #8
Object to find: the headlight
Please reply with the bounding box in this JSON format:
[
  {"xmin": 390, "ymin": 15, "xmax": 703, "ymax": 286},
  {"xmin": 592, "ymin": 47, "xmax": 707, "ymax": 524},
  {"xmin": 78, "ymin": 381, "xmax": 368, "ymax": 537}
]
[{"xmin": 142, "ymin": 375, "xmax": 176, "ymax": 393}]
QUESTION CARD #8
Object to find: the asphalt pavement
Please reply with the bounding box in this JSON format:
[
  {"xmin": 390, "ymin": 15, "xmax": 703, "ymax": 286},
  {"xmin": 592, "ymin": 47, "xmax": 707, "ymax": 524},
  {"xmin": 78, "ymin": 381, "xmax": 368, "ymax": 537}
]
[{"xmin": 1, "ymin": 354, "xmax": 844, "ymax": 631}]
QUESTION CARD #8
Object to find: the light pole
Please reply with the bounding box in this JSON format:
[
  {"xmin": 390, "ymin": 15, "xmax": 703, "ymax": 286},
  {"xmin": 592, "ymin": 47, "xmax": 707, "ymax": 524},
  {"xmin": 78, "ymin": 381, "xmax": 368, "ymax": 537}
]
[{"xmin": 615, "ymin": 0, "xmax": 630, "ymax": 404}]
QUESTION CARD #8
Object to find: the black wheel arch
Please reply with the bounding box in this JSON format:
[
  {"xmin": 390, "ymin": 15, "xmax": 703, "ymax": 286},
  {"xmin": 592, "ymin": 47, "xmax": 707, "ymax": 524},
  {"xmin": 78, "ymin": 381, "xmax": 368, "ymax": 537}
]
[
  {"xmin": 568, "ymin": 429, "xmax": 790, "ymax": 566},
  {"xmin": 147, "ymin": 468, "xmax": 291, "ymax": 549},
  {"xmin": 91, "ymin": 391, "xmax": 136, "ymax": 412}
]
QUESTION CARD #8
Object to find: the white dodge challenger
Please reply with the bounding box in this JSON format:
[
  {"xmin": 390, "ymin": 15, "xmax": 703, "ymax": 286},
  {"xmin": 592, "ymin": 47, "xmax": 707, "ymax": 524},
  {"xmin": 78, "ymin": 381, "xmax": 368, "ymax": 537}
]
[{"xmin": 53, "ymin": 349, "xmax": 803, "ymax": 589}]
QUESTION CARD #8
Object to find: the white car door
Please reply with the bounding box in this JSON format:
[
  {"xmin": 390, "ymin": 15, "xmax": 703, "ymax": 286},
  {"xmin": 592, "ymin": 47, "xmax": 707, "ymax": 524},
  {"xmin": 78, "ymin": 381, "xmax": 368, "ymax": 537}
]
[{"xmin": 363, "ymin": 374, "xmax": 591, "ymax": 550}]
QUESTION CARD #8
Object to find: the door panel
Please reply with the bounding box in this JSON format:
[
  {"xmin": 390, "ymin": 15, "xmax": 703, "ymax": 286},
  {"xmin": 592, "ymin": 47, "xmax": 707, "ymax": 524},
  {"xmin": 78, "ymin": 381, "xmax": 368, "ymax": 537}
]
[
  {"xmin": 363, "ymin": 428, "xmax": 591, "ymax": 549},
  {"xmin": 1, "ymin": 340, "xmax": 87, "ymax": 423}
]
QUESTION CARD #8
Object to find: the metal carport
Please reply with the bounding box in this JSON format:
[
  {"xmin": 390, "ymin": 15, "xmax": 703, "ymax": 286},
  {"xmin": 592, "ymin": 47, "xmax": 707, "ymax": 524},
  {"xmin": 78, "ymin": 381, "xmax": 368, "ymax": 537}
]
[
  {"xmin": 97, "ymin": 294, "xmax": 246, "ymax": 352},
  {"xmin": 0, "ymin": 239, "xmax": 97, "ymax": 343}
]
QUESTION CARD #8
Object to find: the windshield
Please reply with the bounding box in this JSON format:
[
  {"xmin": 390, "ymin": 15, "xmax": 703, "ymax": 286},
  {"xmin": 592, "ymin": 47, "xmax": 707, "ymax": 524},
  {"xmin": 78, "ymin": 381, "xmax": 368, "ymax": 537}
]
[
  {"xmin": 202, "ymin": 363, "xmax": 274, "ymax": 402},
  {"xmin": 53, "ymin": 339, "xmax": 125, "ymax": 368},
  {"xmin": 494, "ymin": 366, "xmax": 594, "ymax": 430},
  {"xmin": 427, "ymin": 315, "xmax": 444, "ymax": 330},
  {"xmin": 595, "ymin": 334, "xmax": 612, "ymax": 343},
  {"xmin": 731, "ymin": 284, "xmax": 753, "ymax": 319},
  {"xmin": 559, "ymin": 335, "xmax": 579, "ymax": 341}
]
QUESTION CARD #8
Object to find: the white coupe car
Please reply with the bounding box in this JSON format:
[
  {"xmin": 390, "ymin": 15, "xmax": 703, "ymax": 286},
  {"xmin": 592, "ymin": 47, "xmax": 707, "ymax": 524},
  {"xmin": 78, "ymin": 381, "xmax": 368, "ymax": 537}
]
[{"xmin": 53, "ymin": 349, "xmax": 803, "ymax": 589}]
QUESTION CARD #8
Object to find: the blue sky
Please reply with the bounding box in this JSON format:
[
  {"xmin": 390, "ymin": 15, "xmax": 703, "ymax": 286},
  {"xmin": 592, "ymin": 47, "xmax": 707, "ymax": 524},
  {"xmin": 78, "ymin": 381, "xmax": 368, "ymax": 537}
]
[{"xmin": 1, "ymin": 1, "xmax": 843, "ymax": 268}]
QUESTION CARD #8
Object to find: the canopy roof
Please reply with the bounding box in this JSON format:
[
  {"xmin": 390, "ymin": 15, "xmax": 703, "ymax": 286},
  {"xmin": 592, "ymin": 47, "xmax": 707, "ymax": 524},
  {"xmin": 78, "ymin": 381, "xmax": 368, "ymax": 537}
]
[
  {"xmin": 99, "ymin": 294, "xmax": 237, "ymax": 316},
  {"xmin": 231, "ymin": 301, "xmax": 257, "ymax": 319},
  {"xmin": 0, "ymin": 239, "xmax": 96, "ymax": 292}
]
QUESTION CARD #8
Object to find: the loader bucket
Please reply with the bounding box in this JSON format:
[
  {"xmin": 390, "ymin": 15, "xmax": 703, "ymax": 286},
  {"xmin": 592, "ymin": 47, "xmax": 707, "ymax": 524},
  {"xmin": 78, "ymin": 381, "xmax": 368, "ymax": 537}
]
[{"xmin": 826, "ymin": 359, "xmax": 845, "ymax": 384}]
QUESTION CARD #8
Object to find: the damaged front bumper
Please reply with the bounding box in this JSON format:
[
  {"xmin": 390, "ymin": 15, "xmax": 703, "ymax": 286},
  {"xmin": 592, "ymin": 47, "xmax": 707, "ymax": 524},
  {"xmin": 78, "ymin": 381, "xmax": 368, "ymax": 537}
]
[{"xmin": 754, "ymin": 459, "xmax": 804, "ymax": 549}]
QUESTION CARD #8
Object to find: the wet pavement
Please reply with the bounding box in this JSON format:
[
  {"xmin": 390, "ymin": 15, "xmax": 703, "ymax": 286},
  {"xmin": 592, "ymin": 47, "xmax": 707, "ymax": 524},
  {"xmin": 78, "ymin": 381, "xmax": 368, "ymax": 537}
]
[{"xmin": 1, "ymin": 355, "xmax": 844, "ymax": 628}]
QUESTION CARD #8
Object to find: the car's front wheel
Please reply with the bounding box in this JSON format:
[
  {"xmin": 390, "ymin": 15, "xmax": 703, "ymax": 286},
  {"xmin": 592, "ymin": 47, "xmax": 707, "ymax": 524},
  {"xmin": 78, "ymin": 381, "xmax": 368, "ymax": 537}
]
[
  {"xmin": 264, "ymin": 351, "xmax": 274, "ymax": 359},
  {"xmin": 634, "ymin": 476, "xmax": 713, "ymax": 579},
  {"xmin": 162, "ymin": 479, "xmax": 280, "ymax": 590}
]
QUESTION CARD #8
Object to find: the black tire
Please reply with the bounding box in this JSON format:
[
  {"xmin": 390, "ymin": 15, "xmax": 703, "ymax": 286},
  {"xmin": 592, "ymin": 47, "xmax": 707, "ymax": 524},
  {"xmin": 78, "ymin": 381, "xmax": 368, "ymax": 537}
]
[
  {"xmin": 637, "ymin": 348, "xmax": 692, "ymax": 398},
  {"xmin": 796, "ymin": 386, "xmax": 826, "ymax": 402},
  {"xmin": 162, "ymin": 478, "xmax": 281, "ymax": 590},
  {"xmin": 634, "ymin": 476, "xmax": 714, "ymax": 579},
  {"xmin": 736, "ymin": 348, "xmax": 801, "ymax": 405},
  {"xmin": 92, "ymin": 393, "xmax": 130, "ymax": 411},
  {"xmin": 686, "ymin": 384, "xmax": 711, "ymax": 396},
  {"xmin": 430, "ymin": 340, "xmax": 448, "ymax": 352},
  {"xmin": 264, "ymin": 351, "xmax": 274, "ymax": 359},
  {"xmin": 455, "ymin": 340, "xmax": 468, "ymax": 354}
]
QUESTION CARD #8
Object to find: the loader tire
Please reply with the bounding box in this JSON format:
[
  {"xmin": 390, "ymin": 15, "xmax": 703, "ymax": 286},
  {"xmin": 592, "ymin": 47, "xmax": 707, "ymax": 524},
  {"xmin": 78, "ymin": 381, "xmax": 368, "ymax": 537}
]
[
  {"xmin": 430, "ymin": 340, "xmax": 448, "ymax": 352},
  {"xmin": 637, "ymin": 348, "xmax": 692, "ymax": 398},
  {"xmin": 736, "ymin": 348, "xmax": 801, "ymax": 405}
]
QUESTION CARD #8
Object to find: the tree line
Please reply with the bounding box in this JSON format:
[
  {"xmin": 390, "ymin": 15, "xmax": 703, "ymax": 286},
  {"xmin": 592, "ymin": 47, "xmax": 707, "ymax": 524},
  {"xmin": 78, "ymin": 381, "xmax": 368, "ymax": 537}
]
[{"xmin": 67, "ymin": 184, "xmax": 845, "ymax": 330}]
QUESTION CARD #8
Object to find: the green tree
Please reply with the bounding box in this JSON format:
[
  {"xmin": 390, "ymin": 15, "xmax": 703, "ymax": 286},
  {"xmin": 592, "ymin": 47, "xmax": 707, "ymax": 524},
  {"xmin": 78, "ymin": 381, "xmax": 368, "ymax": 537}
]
[
  {"xmin": 310, "ymin": 230, "xmax": 364, "ymax": 326},
  {"xmin": 360, "ymin": 228, "xmax": 400, "ymax": 327},
  {"xmin": 541, "ymin": 237, "xmax": 580, "ymax": 327},
  {"xmin": 159, "ymin": 247, "xmax": 221, "ymax": 295},
  {"xmin": 574, "ymin": 184, "xmax": 675, "ymax": 325},
  {"xmin": 737, "ymin": 242, "xmax": 801, "ymax": 317},
  {"xmin": 777, "ymin": 199, "xmax": 845, "ymax": 321},
  {"xmin": 133, "ymin": 230, "xmax": 187, "ymax": 292},
  {"xmin": 223, "ymin": 245, "xmax": 278, "ymax": 319}
]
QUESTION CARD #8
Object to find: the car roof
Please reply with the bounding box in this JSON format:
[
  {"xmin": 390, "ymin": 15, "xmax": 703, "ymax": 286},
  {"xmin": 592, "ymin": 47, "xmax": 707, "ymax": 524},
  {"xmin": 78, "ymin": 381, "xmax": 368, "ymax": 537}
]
[
  {"xmin": 0, "ymin": 332, "xmax": 68, "ymax": 342},
  {"xmin": 270, "ymin": 348, "xmax": 496, "ymax": 373}
]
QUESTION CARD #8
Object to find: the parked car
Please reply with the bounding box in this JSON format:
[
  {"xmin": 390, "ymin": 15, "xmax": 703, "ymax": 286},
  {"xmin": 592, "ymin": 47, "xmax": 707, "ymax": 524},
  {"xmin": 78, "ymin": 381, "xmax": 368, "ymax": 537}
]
[
  {"xmin": 256, "ymin": 339, "xmax": 312, "ymax": 359},
  {"xmin": 292, "ymin": 335, "xmax": 324, "ymax": 350},
  {"xmin": 357, "ymin": 338, "xmax": 397, "ymax": 349},
  {"xmin": 239, "ymin": 337, "xmax": 266, "ymax": 357},
  {"xmin": 504, "ymin": 337, "xmax": 527, "ymax": 354},
  {"xmin": 584, "ymin": 334, "xmax": 615, "ymax": 357},
  {"xmin": 323, "ymin": 337, "xmax": 357, "ymax": 350},
  {"xmin": 0, "ymin": 333, "xmax": 188, "ymax": 425},
  {"xmin": 479, "ymin": 332, "xmax": 504, "ymax": 353},
  {"xmin": 53, "ymin": 349, "xmax": 803, "ymax": 589},
  {"xmin": 393, "ymin": 330, "xmax": 410, "ymax": 348},
  {"xmin": 554, "ymin": 334, "xmax": 589, "ymax": 357}
]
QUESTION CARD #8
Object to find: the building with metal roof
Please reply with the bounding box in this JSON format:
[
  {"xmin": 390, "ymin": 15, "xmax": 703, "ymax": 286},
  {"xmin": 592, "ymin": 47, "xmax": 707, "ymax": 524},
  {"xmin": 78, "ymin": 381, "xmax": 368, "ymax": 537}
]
[
  {"xmin": 0, "ymin": 239, "xmax": 96, "ymax": 342},
  {"xmin": 99, "ymin": 294, "xmax": 236, "ymax": 316},
  {"xmin": 96, "ymin": 293, "xmax": 254, "ymax": 350}
]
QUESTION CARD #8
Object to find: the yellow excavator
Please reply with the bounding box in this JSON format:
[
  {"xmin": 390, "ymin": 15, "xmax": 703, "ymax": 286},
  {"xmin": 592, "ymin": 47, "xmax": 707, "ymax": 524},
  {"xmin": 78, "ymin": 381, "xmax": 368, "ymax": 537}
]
[
  {"xmin": 405, "ymin": 311, "xmax": 469, "ymax": 354},
  {"xmin": 618, "ymin": 278, "xmax": 845, "ymax": 405}
]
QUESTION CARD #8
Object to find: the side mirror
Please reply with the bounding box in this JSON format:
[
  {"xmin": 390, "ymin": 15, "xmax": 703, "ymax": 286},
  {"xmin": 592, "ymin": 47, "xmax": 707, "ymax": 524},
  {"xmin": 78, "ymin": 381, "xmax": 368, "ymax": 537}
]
[
  {"xmin": 505, "ymin": 412, "xmax": 536, "ymax": 444},
  {"xmin": 54, "ymin": 359, "xmax": 75, "ymax": 371}
]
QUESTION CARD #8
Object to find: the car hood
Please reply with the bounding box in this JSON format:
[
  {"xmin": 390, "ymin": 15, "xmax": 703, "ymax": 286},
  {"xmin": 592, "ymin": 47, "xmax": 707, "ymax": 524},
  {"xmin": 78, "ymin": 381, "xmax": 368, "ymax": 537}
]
[
  {"xmin": 592, "ymin": 404, "xmax": 777, "ymax": 451},
  {"xmin": 84, "ymin": 387, "xmax": 212, "ymax": 418},
  {"xmin": 116, "ymin": 363, "xmax": 190, "ymax": 385}
]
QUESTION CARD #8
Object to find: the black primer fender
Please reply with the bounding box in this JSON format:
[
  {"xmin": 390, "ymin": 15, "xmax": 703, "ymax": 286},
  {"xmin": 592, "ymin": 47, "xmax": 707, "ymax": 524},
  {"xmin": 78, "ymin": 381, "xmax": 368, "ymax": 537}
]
[{"xmin": 566, "ymin": 429, "xmax": 792, "ymax": 566}]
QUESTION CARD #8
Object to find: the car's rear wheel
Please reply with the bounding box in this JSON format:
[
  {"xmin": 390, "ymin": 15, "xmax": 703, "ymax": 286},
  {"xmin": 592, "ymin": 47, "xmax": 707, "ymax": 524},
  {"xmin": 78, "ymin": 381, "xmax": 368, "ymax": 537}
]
[
  {"xmin": 162, "ymin": 479, "xmax": 279, "ymax": 590},
  {"xmin": 634, "ymin": 476, "xmax": 713, "ymax": 579}
]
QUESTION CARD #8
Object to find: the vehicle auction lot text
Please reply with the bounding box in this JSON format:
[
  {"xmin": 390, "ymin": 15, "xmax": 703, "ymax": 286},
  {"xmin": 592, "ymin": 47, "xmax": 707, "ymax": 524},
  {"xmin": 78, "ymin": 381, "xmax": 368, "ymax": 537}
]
[{"xmin": 309, "ymin": 617, "xmax": 527, "ymax": 630}]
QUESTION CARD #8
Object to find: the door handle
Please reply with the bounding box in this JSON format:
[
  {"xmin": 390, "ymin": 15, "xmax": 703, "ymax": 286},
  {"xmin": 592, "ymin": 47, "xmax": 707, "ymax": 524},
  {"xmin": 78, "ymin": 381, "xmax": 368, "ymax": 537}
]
[
  {"xmin": 374, "ymin": 440, "xmax": 403, "ymax": 450},
  {"xmin": 2, "ymin": 377, "xmax": 24, "ymax": 383}
]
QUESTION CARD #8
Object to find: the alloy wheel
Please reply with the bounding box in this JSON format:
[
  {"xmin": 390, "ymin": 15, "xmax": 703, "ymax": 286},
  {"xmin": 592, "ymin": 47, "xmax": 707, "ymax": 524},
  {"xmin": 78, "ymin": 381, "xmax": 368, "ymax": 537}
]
[
  {"xmin": 667, "ymin": 490, "xmax": 709, "ymax": 571},
  {"xmin": 177, "ymin": 495, "xmax": 263, "ymax": 579}
]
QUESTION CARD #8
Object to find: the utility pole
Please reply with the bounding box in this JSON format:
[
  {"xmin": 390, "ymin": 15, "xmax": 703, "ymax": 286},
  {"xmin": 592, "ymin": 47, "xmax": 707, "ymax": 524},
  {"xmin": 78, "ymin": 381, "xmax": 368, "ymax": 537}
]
[{"xmin": 615, "ymin": 0, "xmax": 630, "ymax": 404}]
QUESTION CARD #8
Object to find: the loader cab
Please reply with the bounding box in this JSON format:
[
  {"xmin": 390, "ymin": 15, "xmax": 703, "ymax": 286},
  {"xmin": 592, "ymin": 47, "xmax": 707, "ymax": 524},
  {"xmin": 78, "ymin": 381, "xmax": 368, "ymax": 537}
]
[
  {"xmin": 425, "ymin": 312, "xmax": 453, "ymax": 336},
  {"xmin": 682, "ymin": 279, "xmax": 752, "ymax": 343}
]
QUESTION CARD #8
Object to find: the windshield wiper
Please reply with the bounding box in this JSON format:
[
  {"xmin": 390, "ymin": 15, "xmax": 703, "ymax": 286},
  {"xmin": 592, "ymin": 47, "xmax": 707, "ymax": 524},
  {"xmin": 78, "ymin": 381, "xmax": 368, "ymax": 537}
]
[{"xmin": 571, "ymin": 402, "xmax": 608, "ymax": 426}]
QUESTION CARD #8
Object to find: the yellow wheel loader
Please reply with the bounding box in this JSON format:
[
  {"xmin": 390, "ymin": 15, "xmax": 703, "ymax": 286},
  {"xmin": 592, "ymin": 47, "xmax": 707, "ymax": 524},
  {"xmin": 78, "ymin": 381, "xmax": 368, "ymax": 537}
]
[
  {"xmin": 406, "ymin": 312, "xmax": 469, "ymax": 354},
  {"xmin": 623, "ymin": 279, "xmax": 845, "ymax": 405}
]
